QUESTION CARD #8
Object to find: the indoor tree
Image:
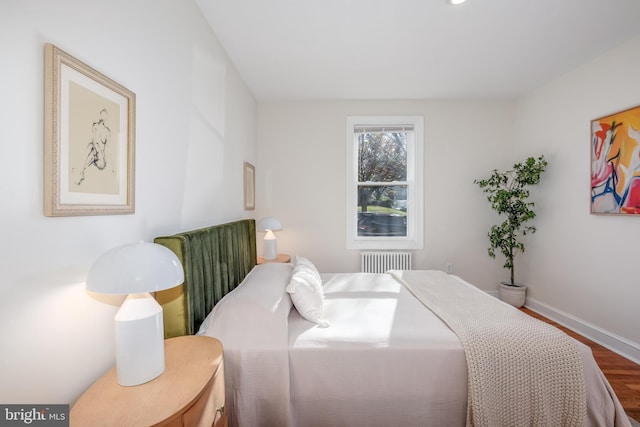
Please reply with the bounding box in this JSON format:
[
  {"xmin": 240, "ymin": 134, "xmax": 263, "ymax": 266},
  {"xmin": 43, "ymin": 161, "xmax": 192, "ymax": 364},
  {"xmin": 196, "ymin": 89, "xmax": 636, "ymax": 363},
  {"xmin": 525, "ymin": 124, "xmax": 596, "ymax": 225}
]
[{"xmin": 474, "ymin": 155, "xmax": 548, "ymax": 286}]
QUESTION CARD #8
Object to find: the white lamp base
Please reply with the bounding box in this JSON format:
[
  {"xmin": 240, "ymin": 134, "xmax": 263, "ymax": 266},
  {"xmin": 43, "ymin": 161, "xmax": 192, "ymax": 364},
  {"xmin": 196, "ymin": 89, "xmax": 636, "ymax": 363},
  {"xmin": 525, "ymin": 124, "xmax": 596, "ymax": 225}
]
[
  {"xmin": 263, "ymin": 230, "xmax": 278, "ymax": 260},
  {"xmin": 114, "ymin": 293, "xmax": 165, "ymax": 386}
]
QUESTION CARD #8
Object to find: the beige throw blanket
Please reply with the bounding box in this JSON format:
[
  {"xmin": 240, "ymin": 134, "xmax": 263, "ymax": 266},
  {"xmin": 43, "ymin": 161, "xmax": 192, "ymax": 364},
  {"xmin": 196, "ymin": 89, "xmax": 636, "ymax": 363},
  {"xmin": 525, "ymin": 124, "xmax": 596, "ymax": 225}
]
[{"xmin": 390, "ymin": 270, "xmax": 587, "ymax": 427}]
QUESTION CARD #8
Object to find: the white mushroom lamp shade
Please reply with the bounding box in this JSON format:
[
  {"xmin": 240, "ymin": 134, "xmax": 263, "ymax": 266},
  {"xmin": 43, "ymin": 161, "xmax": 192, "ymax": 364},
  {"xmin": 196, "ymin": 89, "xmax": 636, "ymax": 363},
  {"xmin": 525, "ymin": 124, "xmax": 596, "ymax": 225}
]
[
  {"xmin": 86, "ymin": 241, "xmax": 184, "ymax": 386},
  {"xmin": 257, "ymin": 217, "xmax": 283, "ymax": 260}
]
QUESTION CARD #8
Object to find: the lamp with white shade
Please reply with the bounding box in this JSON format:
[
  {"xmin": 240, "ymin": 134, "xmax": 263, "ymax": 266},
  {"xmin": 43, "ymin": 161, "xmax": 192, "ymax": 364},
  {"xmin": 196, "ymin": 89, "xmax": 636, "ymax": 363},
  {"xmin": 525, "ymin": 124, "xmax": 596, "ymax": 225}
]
[
  {"xmin": 257, "ymin": 217, "xmax": 283, "ymax": 260},
  {"xmin": 86, "ymin": 241, "xmax": 184, "ymax": 386}
]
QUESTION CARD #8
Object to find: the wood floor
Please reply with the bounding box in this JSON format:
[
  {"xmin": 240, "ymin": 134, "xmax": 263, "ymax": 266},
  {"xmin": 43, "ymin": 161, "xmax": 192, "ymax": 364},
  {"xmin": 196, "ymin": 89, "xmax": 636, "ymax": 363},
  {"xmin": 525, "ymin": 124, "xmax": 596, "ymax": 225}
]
[{"xmin": 522, "ymin": 308, "xmax": 640, "ymax": 422}]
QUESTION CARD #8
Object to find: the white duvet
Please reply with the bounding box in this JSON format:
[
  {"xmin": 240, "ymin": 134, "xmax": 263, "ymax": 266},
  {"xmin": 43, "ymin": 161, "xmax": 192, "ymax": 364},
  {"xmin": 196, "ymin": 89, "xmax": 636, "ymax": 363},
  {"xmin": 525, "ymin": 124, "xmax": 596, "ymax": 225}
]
[{"xmin": 199, "ymin": 263, "xmax": 630, "ymax": 427}]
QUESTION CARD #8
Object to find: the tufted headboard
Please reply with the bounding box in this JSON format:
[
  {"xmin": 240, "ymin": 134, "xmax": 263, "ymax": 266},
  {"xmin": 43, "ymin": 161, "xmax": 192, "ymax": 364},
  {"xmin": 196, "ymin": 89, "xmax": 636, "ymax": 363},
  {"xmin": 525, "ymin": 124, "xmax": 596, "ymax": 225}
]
[{"xmin": 154, "ymin": 219, "xmax": 257, "ymax": 338}]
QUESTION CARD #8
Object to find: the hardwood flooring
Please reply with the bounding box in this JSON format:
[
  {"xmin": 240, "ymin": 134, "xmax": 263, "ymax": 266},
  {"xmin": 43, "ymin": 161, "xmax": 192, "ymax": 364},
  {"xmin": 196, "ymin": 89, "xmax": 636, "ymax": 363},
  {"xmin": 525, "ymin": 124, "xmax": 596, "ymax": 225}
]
[{"xmin": 522, "ymin": 308, "xmax": 640, "ymax": 422}]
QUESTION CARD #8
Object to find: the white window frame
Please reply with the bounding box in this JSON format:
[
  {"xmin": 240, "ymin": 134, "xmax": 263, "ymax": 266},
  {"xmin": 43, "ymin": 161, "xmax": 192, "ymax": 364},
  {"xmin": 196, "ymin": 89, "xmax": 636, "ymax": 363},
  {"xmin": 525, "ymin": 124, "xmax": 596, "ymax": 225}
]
[{"xmin": 346, "ymin": 115, "xmax": 424, "ymax": 250}]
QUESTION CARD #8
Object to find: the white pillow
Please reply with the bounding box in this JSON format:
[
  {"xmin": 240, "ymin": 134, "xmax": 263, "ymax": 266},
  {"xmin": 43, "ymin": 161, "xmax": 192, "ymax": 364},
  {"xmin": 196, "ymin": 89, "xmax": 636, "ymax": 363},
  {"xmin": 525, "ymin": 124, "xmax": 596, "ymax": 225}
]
[
  {"xmin": 294, "ymin": 255, "xmax": 321, "ymax": 280},
  {"xmin": 286, "ymin": 258, "xmax": 329, "ymax": 327}
]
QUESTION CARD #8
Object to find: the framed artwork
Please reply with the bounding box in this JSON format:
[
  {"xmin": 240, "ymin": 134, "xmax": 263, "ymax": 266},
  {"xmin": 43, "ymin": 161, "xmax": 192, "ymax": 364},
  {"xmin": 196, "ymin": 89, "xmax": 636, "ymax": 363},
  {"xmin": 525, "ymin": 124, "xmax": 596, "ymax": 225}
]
[
  {"xmin": 591, "ymin": 105, "xmax": 640, "ymax": 214},
  {"xmin": 244, "ymin": 162, "xmax": 255, "ymax": 210},
  {"xmin": 44, "ymin": 43, "xmax": 136, "ymax": 216}
]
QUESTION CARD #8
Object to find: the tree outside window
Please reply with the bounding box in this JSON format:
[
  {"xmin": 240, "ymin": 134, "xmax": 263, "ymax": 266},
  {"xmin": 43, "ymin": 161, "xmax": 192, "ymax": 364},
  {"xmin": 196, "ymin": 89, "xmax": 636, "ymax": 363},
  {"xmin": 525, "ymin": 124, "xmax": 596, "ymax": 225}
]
[
  {"xmin": 346, "ymin": 116, "xmax": 424, "ymax": 250},
  {"xmin": 357, "ymin": 129, "xmax": 408, "ymax": 237}
]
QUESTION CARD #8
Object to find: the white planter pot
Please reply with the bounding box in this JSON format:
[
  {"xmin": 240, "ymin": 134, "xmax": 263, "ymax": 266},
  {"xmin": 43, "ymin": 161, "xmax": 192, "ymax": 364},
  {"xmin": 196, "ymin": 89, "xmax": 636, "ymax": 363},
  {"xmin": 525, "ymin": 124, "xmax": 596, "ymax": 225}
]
[{"xmin": 499, "ymin": 282, "xmax": 527, "ymax": 308}]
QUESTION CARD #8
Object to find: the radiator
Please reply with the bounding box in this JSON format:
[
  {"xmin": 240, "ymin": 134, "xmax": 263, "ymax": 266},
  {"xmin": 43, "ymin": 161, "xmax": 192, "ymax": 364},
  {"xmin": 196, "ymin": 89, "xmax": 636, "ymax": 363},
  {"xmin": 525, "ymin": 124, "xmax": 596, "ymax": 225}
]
[{"xmin": 360, "ymin": 251, "xmax": 412, "ymax": 273}]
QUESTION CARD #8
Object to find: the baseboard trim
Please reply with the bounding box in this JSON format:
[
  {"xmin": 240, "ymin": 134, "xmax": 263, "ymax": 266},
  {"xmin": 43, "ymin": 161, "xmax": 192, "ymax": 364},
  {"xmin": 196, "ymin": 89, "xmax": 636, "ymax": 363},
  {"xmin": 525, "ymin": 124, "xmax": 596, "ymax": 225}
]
[{"xmin": 525, "ymin": 297, "xmax": 640, "ymax": 365}]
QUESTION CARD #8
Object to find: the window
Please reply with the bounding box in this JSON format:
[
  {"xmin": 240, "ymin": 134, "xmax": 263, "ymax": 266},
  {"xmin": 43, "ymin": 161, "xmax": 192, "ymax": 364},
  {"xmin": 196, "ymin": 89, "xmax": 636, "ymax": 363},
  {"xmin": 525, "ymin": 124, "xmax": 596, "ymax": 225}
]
[{"xmin": 346, "ymin": 115, "xmax": 424, "ymax": 250}]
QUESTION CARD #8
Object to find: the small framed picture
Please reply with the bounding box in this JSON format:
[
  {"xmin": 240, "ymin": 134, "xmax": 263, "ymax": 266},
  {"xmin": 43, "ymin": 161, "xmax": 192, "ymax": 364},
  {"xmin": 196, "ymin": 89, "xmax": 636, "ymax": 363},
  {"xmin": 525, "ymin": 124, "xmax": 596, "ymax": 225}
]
[
  {"xmin": 244, "ymin": 162, "xmax": 255, "ymax": 210},
  {"xmin": 44, "ymin": 43, "xmax": 136, "ymax": 216}
]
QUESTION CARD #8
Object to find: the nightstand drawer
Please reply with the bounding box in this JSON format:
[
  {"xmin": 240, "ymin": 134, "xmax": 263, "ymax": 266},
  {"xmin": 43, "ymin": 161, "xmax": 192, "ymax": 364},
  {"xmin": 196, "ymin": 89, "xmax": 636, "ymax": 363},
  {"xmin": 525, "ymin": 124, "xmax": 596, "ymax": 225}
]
[
  {"xmin": 212, "ymin": 360, "xmax": 226, "ymax": 426},
  {"xmin": 181, "ymin": 362, "xmax": 226, "ymax": 427}
]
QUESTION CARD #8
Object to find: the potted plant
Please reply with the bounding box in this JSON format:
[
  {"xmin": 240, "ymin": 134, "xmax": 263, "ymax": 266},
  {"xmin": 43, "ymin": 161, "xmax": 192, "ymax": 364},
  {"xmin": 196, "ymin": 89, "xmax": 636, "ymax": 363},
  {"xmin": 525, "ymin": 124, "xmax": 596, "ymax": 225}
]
[{"xmin": 474, "ymin": 155, "xmax": 548, "ymax": 307}]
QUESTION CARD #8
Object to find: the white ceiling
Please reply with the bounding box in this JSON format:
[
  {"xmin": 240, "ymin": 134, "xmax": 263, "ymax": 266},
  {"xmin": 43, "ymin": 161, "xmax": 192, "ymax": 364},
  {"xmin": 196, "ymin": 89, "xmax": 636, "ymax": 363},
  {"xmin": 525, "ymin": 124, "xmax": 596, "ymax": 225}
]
[{"xmin": 195, "ymin": 0, "xmax": 640, "ymax": 101}]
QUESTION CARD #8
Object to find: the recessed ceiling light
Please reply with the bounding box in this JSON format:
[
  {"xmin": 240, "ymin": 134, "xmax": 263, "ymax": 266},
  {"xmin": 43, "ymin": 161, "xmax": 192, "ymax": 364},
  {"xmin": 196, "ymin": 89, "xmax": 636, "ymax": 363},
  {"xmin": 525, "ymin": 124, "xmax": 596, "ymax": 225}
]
[{"xmin": 449, "ymin": 0, "xmax": 467, "ymax": 5}]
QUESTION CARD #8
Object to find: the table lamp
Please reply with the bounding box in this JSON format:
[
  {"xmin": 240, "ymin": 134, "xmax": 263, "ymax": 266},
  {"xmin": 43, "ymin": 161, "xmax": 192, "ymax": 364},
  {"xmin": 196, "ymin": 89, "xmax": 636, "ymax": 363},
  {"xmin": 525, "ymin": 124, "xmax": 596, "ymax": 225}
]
[
  {"xmin": 257, "ymin": 217, "xmax": 283, "ymax": 260},
  {"xmin": 86, "ymin": 241, "xmax": 184, "ymax": 386}
]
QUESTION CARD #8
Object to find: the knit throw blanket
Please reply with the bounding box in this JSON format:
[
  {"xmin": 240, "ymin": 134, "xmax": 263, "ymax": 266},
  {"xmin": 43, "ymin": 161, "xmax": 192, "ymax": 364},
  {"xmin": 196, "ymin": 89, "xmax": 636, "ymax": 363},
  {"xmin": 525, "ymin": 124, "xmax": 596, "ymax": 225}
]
[{"xmin": 390, "ymin": 270, "xmax": 587, "ymax": 427}]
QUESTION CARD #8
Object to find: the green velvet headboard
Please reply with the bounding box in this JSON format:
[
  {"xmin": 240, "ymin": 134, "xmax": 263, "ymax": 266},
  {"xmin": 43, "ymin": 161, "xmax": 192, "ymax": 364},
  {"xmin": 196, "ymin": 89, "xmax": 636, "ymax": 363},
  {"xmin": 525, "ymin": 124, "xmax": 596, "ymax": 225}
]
[{"xmin": 154, "ymin": 219, "xmax": 257, "ymax": 338}]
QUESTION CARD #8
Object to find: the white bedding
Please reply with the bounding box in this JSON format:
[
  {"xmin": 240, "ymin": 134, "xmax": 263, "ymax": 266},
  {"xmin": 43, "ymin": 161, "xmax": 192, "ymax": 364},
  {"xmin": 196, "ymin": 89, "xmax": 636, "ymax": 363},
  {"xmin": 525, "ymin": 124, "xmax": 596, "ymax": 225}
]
[
  {"xmin": 288, "ymin": 272, "xmax": 467, "ymax": 426},
  {"xmin": 198, "ymin": 263, "xmax": 630, "ymax": 427}
]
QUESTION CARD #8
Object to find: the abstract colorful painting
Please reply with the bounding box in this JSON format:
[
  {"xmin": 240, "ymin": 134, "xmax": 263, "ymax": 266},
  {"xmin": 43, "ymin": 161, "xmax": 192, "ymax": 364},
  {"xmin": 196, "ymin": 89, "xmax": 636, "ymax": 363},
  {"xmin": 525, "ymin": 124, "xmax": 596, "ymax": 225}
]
[{"xmin": 591, "ymin": 105, "xmax": 640, "ymax": 214}]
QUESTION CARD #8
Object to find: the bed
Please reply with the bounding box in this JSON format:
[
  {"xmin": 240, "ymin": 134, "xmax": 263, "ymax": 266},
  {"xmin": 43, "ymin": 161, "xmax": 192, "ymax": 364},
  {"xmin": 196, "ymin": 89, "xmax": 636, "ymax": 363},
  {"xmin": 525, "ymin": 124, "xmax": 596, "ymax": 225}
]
[{"xmin": 155, "ymin": 220, "xmax": 631, "ymax": 427}]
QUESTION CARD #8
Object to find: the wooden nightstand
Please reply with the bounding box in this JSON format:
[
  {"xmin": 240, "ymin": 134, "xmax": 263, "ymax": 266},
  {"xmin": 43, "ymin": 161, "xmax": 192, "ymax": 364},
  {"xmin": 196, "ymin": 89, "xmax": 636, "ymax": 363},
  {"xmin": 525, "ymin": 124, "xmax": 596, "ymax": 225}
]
[
  {"xmin": 257, "ymin": 253, "xmax": 291, "ymax": 264},
  {"xmin": 71, "ymin": 335, "xmax": 226, "ymax": 427}
]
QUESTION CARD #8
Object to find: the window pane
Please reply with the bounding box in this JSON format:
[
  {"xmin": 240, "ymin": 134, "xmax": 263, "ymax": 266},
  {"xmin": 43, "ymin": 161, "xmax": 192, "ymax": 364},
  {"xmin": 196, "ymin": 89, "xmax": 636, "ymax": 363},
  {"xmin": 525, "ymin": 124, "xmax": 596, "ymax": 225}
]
[
  {"xmin": 357, "ymin": 185, "xmax": 407, "ymax": 237},
  {"xmin": 358, "ymin": 132, "xmax": 407, "ymax": 182},
  {"xmin": 346, "ymin": 115, "xmax": 423, "ymax": 250}
]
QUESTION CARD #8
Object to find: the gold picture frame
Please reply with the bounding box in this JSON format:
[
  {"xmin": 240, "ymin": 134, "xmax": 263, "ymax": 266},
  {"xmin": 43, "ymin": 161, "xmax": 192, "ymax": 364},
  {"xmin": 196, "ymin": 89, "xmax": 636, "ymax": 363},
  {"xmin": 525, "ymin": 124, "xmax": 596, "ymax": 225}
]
[
  {"xmin": 44, "ymin": 43, "xmax": 135, "ymax": 216},
  {"xmin": 244, "ymin": 162, "xmax": 255, "ymax": 210}
]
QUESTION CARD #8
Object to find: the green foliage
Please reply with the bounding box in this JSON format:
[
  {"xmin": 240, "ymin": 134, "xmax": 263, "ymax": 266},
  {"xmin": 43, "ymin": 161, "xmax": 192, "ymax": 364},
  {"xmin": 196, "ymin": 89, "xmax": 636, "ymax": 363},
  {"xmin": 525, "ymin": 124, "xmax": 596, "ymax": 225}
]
[{"xmin": 474, "ymin": 155, "xmax": 548, "ymax": 286}]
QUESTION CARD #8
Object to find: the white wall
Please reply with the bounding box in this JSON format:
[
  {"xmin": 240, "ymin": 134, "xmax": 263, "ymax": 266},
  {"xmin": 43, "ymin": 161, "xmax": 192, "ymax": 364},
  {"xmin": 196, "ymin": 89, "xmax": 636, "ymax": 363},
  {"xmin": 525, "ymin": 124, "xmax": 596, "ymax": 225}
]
[
  {"xmin": 515, "ymin": 35, "xmax": 640, "ymax": 352},
  {"xmin": 256, "ymin": 100, "xmax": 515, "ymax": 290},
  {"xmin": 0, "ymin": 0, "xmax": 256, "ymax": 404}
]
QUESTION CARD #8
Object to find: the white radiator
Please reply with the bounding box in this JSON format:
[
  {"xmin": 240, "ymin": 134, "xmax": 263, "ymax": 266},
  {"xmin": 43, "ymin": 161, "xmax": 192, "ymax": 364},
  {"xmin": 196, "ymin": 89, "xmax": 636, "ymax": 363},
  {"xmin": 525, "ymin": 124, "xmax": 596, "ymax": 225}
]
[{"xmin": 360, "ymin": 251, "xmax": 412, "ymax": 273}]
